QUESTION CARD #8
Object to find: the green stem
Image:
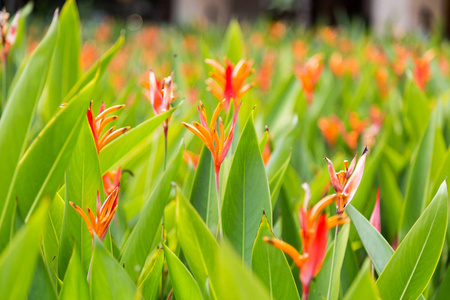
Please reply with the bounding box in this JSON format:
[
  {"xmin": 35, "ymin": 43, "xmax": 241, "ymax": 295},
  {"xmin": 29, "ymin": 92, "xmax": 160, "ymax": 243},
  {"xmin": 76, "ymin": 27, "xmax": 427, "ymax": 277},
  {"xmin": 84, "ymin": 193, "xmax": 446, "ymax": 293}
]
[
  {"xmin": 1, "ymin": 59, "xmax": 6, "ymax": 116},
  {"xmin": 215, "ymin": 168, "xmax": 223, "ymax": 240}
]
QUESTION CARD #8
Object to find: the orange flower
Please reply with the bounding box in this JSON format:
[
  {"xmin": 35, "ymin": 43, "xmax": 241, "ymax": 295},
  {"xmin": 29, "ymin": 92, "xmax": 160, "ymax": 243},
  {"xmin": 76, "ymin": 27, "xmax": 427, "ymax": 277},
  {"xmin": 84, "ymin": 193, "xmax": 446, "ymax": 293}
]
[
  {"xmin": 70, "ymin": 188, "xmax": 119, "ymax": 241},
  {"xmin": 365, "ymin": 45, "xmax": 388, "ymax": 66},
  {"xmin": 205, "ymin": 58, "xmax": 253, "ymax": 112},
  {"xmin": 87, "ymin": 101, "xmax": 130, "ymax": 153},
  {"xmin": 183, "ymin": 150, "xmax": 199, "ymax": 168},
  {"xmin": 318, "ymin": 115, "xmax": 344, "ymax": 146},
  {"xmin": 375, "ymin": 67, "xmax": 389, "ymax": 98},
  {"xmin": 325, "ymin": 148, "xmax": 368, "ymax": 213},
  {"xmin": 257, "ymin": 52, "xmax": 276, "ymax": 92},
  {"xmin": 292, "ymin": 40, "xmax": 308, "ymax": 62},
  {"xmin": 295, "ymin": 54, "xmax": 324, "ymax": 105},
  {"xmin": 329, "ymin": 52, "xmax": 359, "ymax": 78},
  {"xmin": 103, "ymin": 167, "xmax": 122, "ymax": 195},
  {"xmin": 81, "ymin": 42, "xmax": 99, "ymax": 70},
  {"xmin": 413, "ymin": 49, "xmax": 435, "ymax": 91},
  {"xmin": 182, "ymin": 100, "xmax": 240, "ymax": 188},
  {"xmin": 319, "ymin": 26, "xmax": 337, "ymax": 45},
  {"xmin": 392, "ymin": 44, "xmax": 410, "ymax": 76}
]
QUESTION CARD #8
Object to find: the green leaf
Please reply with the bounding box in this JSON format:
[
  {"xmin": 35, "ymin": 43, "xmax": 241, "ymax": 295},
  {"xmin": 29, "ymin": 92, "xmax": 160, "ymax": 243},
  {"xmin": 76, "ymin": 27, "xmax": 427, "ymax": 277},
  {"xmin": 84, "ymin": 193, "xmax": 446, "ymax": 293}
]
[
  {"xmin": 176, "ymin": 186, "xmax": 220, "ymax": 298},
  {"xmin": 99, "ymin": 106, "xmax": 178, "ymax": 173},
  {"xmin": 120, "ymin": 141, "xmax": 183, "ymax": 282},
  {"xmin": 58, "ymin": 113, "xmax": 103, "ymax": 277},
  {"xmin": 189, "ymin": 145, "xmax": 218, "ymax": 232},
  {"xmin": 269, "ymin": 153, "xmax": 291, "ymax": 207},
  {"xmin": 399, "ymin": 115, "xmax": 436, "ymax": 239},
  {"xmin": 0, "ymin": 11, "xmax": 58, "ymax": 251},
  {"xmin": 222, "ymin": 19, "xmax": 245, "ymax": 64},
  {"xmin": 433, "ymin": 264, "xmax": 450, "ymax": 300},
  {"xmin": 14, "ymin": 73, "xmax": 99, "ymax": 222},
  {"xmin": 38, "ymin": 0, "xmax": 81, "ymax": 122},
  {"xmin": 343, "ymin": 259, "xmax": 379, "ymax": 300},
  {"xmin": 28, "ymin": 255, "xmax": 58, "ymax": 300},
  {"xmin": 90, "ymin": 235, "xmax": 141, "ymax": 300},
  {"xmin": 0, "ymin": 202, "xmax": 48, "ymax": 300},
  {"xmin": 42, "ymin": 193, "xmax": 64, "ymax": 282},
  {"xmin": 222, "ymin": 113, "xmax": 272, "ymax": 264},
  {"xmin": 137, "ymin": 248, "xmax": 164, "ymax": 300},
  {"xmin": 251, "ymin": 213, "xmax": 300, "ymax": 300},
  {"xmin": 60, "ymin": 248, "xmax": 89, "ymax": 300},
  {"xmin": 377, "ymin": 180, "xmax": 448, "ymax": 300},
  {"xmin": 310, "ymin": 224, "xmax": 350, "ymax": 300},
  {"xmin": 379, "ymin": 161, "xmax": 403, "ymax": 243},
  {"xmin": 215, "ymin": 242, "xmax": 271, "ymax": 300},
  {"xmin": 346, "ymin": 204, "xmax": 393, "ymax": 275},
  {"xmin": 164, "ymin": 244, "xmax": 203, "ymax": 300}
]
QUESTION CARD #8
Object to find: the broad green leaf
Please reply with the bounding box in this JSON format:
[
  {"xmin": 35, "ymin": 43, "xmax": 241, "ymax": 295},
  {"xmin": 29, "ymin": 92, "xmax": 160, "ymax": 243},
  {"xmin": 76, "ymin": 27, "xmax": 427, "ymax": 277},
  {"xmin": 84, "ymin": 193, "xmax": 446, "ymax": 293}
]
[
  {"xmin": 189, "ymin": 145, "xmax": 218, "ymax": 232},
  {"xmin": 38, "ymin": 0, "xmax": 81, "ymax": 122},
  {"xmin": 100, "ymin": 106, "xmax": 178, "ymax": 173},
  {"xmin": 0, "ymin": 202, "xmax": 47, "ymax": 300},
  {"xmin": 222, "ymin": 19, "xmax": 244, "ymax": 64},
  {"xmin": 222, "ymin": 114, "xmax": 272, "ymax": 264},
  {"xmin": 403, "ymin": 79, "xmax": 431, "ymax": 137},
  {"xmin": 176, "ymin": 187, "xmax": 220, "ymax": 298},
  {"xmin": 120, "ymin": 141, "xmax": 183, "ymax": 282},
  {"xmin": 269, "ymin": 153, "xmax": 291, "ymax": 207},
  {"xmin": 58, "ymin": 113, "xmax": 103, "ymax": 277},
  {"xmin": 14, "ymin": 73, "xmax": 99, "ymax": 222},
  {"xmin": 0, "ymin": 11, "xmax": 58, "ymax": 251},
  {"xmin": 433, "ymin": 264, "xmax": 450, "ymax": 300},
  {"xmin": 215, "ymin": 242, "xmax": 271, "ymax": 300},
  {"xmin": 379, "ymin": 161, "xmax": 403, "ymax": 243},
  {"xmin": 251, "ymin": 213, "xmax": 300, "ymax": 300},
  {"xmin": 60, "ymin": 248, "xmax": 89, "ymax": 300},
  {"xmin": 343, "ymin": 259, "xmax": 379, "ymax": 300},
  {"xmin": 347, "ymin": 204, "xmax": 393, "ymax": 275},
  {"xmin": 90, "ymin": 235, "xmax": 141, "ymax": 300},
  {"xmin": 399, "ymin": 115, "xmax": 436, "ymax": 239},
  {"xmin": 28, "ymin": 255, "xmax": 58, "ymax": 300},
  {"xmin": 164, "ymin": 244, "xmax": 203, "ymax": 300},
  {"xmin": 5, "ymin": 2, "xmax": 33, "ymax": 97},
  {"xmin": 137, "ymin": 248, "xmax": 164, "ymax": 300},
  {"xmin": 340, "ymin": 240, "xmax": 359, "ymax": 296},
  {"xmin": 42, "ymin": 193, "xmax": 64, "ymax": 282},
  {"xmin": 310, "ymin": 224, "xmax": 350, "ymax": 300},
  {"xmin": 377, "ymin": 180, "xmax": 448, "ymax": 300}
]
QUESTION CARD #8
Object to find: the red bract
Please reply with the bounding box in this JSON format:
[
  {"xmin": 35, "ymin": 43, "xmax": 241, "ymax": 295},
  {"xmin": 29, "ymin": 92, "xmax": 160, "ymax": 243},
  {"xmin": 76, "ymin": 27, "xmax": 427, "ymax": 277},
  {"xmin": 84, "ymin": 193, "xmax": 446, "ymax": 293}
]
[
  {"xmin": 325, "ymin": 147, "xmax": 368, "ymax": 213},
  {"xmin": 205, "ymin": 58, "xmax": 253, "ymax": 112},
  {"xmin": 300, "ymin": 214, "xmax": 329, "ymax": 300},
  {"xmin": 370, "ymin": 188, "xmax": 381, "ymax": 232},
  {"xmin": 87, "ymin": 101, "xmax": 130, "ymax": 153}
]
